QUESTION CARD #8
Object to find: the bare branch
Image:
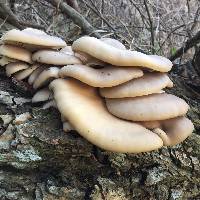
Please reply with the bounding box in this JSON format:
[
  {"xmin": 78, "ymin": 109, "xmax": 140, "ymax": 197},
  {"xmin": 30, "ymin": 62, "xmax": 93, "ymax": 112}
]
[
  {"xmin": 45, "ymin": 0, "xmax": 101, "ymax": 38},
  {"xmin": 0, "ymin": 2, "xmax": 44, "ymax": 30},
  {"xmin": 169, "ymin": 30, "xmax": 200, "ymax": 61},
  {"xmin": 144, "ymin": 0, "xmax": 154, "ymax": 53}
]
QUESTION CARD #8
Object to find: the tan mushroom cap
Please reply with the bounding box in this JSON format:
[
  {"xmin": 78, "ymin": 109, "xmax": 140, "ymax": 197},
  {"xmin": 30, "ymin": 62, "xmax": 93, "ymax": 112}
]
[
  {"xmin": 2, "ymin": 29, "xmax": 66, "ymax": 49},
  {"xmin": 32, "ymin": 88, "xmax": 53, "ymax": 103},
  {"xmin": 28, "ymin": 65, "xmax": 47, "ymax": 85},
  {"xmin": 72, "ymin": 36, "xmax": 172, "ymax": 72},
  {"xmin": 49, "ymin": 78, "xmax": 163, "ymax": 153},
  {"xmin": 106, "ymin": 93, "xmax": 189, "ymax": 121},
  {"xmin": 14, "ymin": 64, "xmax": 38, "ymax": 80},
  {"xmin": 74, "ymin": 37, "xmax": 126, "ymax": 66},
  {"xmin": 63, "ymin": 121, "xmax": 75, "ymax": 132},
  {"xmin": 0, "ymin": 56, "xmax": 17, "ymax": 66},
  {"xmin": 100, "ymin": 72, "xmax": 173, "ymax": 98},
  {"xmin": 33, "ymin": 67, "xmax": 59, "ymax": 89},
  {"xmin": 6, "ymin": 62, "xmax": 29, "ymax": 77},
  {"xmin": 60, "ymin": 46, "xmax": 74, "ymax": 55},
  {"xmin": 100, "ymin": 38, "xmax": 126, "ymax": 50},
  {"xmin": 42, "ymin": 100, "xmax": 57, "ymax": 109},
  {"xmin": 32, "ymin": 49, "xmax": 82, "ymax": 65},
  {"xmin": 0, "ymin": 45, "xmax": 32, "ymax": 63},
  {"xmin": 59, "ymin": 64, "xmax": 143, "ymax": 88},
  {"xmin": 138, "ymin": 117, "xmax": 194, "ymax": 146}
]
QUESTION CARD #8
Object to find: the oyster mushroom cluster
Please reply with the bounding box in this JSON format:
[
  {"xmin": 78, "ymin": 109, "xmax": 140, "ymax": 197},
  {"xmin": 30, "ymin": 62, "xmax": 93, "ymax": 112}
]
[{"xmin": 0, "ymin": 28, "xmax": 194, "ymax": 153}]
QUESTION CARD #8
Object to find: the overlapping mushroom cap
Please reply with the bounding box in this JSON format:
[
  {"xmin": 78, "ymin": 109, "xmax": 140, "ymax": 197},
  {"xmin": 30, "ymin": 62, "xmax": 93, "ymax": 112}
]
[
  {"xmin": 32, "ymin": 49, "xmax": 82, "ymax": 65},
  {"xmin": 2, "ymin": 29, "xmax": 66, "ymax": 50},
  {"xmin": 0, "ymin": 45, "xmax": 32, "ymax": 63},
  {"xmin": 49, "ymin": 78, "xmax": 163, "ymax": 153},
  {"xmin": 100, "ymin": 72, "xmax": 173, "ymax": 98},
  {"xmin": 72, "ymin": 36, "xmax": 173, "ymax": 72},
  {"xmin": 106, "ymin": 93, "xmax": 189, "ymax": 121},
  {"xmin": 6, "ymin": 62, "xmax": 29, "ymax": 77},
  {"xmin": 0, "ymin": 28, "xmax": 194, "ymax": 153},
  {"xmin": 59, "ymin": 64, "xmax": 143, "ymax": 87}
]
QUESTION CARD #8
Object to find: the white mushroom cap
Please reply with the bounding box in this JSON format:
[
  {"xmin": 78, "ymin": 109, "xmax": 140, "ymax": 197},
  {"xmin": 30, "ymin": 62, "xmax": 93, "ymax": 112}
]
[
  {"xmin": 49, "ymin": 78, "xmax": 163, "ymax": 153},
  {"xmin": 28, "ymin": 65, "xmax": 47, "ymax": 85},
  {"xmin": 138, "ymin": 117, "xmax": 194, "ymax": 146},
  {"xmin": 0, "ymin": 45, "xmax": 32, "ymax": 63},
  {"xmin": 0, "ymin": 56, "xmax": 17, "ymax": 66},
  {"xmin": 13, "ymin": 64, "xmax": 38, "ymax": 80},
  {"xmin": 59, "ymin": 64, "xmax": 143, "ymax": 87},
  {"xmin": 100, "ymin": 72, "xmax": 173, "ymax": 98},
  {"xmin": 74, "ymin": 37, "xmax": 126, "ymax": 66},
  {"xmin": 100, "ymin": 38, "xmax": 126, "ymax": 50},
  {"xmin": 152, "ymin": 117, "xmax": 194, "ymax": 146},
  {"xmin": 6, "ymin": 62, "xmax": 29, "ymax": 77},
  {"xmin": 63, "ymin": 121, "xmax": 75, "ymax": 132},
  {"xmin": 32, "ymin": 88, "xmax": 53, "ymax": 103},
  {"xmin": 33, "ymin": 67, "xmax": 59, "ymax": 89},
  {"xmin": 60, "ymin": 46, "xmax": 74, "ymax": 55},
  {"xmin": 2, "ymin": 29, "xmax": 66, "ymax": 49},
  {"xmin": 32, "ymin": 49, "xmax": 82, "ymax": 65},
  {"xmin": 106, "ymin": 93, "xmax": 189, "ymax": 121},
  {"xmin": 72, "ymin": 36, "xmax": 172, "ymax": 72},
  {"xmin": 42, "ymin": 100, "xmax": 57, "ymax": 109}
]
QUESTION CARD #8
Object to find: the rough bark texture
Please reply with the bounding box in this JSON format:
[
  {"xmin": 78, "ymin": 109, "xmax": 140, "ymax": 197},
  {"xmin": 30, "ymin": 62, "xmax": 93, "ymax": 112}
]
[{"xmin": 0, "ymin": 63, "xmax": 199, "ymax": 200}]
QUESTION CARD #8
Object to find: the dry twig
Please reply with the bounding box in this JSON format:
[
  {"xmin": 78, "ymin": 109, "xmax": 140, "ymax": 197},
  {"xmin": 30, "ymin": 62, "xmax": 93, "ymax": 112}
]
[{"xmin": 46, "ymin": 0, "xmax": 101, "ymax": 38}]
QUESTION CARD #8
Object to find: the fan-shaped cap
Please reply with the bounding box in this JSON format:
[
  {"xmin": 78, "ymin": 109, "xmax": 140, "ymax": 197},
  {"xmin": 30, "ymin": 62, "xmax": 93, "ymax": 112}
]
[
  {"xmin": 100, "ymin": 72, "xmax": 173, "ymax": 98},
  {"xmin": 72, "ymin": 36, "xmax": 172, "ymax": 72},
  {"xmin": 33, "ymin": 67, "xmax": 59, "ymax": 89},
  {"xmin": 32, "ymin": 88, "xmax": 53, "ymax": 103},
  {"xmin": 49, "ymin": 78, "xmax": 163, "ymax": 153},
  {"xmin": 28, "ymin": 65, "xmax": 47, "ymax": 85},
  {"xmin": 1, "ymin": 29, "xmax": 66, "ymax": 50},
  {"xmin": 74, "ymin": 37, "xmax": 126, "ymax": 66},
  {"xmin": 32, "ymin": 49, "xmax": 81, "ymax": 65},
  {"xmin": 138, "ymin": 117, "xmax": 194, "ymax": 146},
  {"xmin": 59, "ymin": 64, "xmax": 143, "ymax": 87},
  {"xmin": 0, "ymin": 56, "xmax": 17, "ymax": 66},
  {"xmin": 106, "ymin": 93, "xmax": 189, "ymax": 121},
  {"xmin": 6, "ymin": 62, "xmax": 29, "ymax": 77},
  {"xmin": 0, "ymin": 45, "xmax": 32, "ymax": 63},
  {"xmin": 14, "ymin": 64, "xmax": 38, "ymax": 80}
]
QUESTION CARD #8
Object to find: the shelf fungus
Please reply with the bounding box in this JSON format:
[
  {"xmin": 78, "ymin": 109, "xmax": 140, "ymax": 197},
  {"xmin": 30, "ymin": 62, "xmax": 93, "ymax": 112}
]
[
  {"xmin": 50, "ymin": 78, "xmax": 163, "ymax": 153},
  {"xmin": 32, "ymin": 49, "xmax": 81, "ymax": 65},
  {"xmin": 59, "ymin": 64, "xmax": 143, "ymax": 87},
  {"xmin": 0, "ymin": 28, "xmax": 194, "ymax": 153},
  {"xmin": 0, "ymin": 44, "xmax": 32, "ymax": 63},
  {"xmin": 105, "ymin": 93, "xmax": 189, "ymax": 121},
  {"xmin": 72, "ymin": 36, "xmax": 173, "ymax": 72},
  {"xmin": 2, "ymin": 28, "xmax": 66, "ymax": 50},
  {"xmin": 6, "ymin": 62, "xmax": 29, "ymax": 77},
  {"xmin": 100, "ymin": 72, "xmax": 173, "ymax": 98},
  {"xmin": 33, "ymin": 67, "xmax": 60, "ymax": 89}
]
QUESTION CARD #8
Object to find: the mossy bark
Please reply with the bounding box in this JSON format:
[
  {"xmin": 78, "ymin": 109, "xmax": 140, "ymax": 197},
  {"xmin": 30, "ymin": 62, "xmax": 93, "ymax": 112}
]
[{"xmin": 0, "ymin": 67, "xmax": 199, "ymax": 200}]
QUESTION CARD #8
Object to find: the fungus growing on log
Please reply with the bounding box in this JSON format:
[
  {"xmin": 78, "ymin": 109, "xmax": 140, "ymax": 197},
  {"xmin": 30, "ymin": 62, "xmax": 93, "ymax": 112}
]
[
  {"xmin": 32, "ymin": 49, "xmax": 81, "ymax": 65},
  {"xmin": 2, "ymin": 29, "xmax": 66, "ymax": 50},
  {"xmin": 0, "ymin": 45, "xmax": 32, "ymax": 63},
  {"xmin": 49, "ymin": 78, "xmax": 163, "ymax": 153},
  {"xmin": 6, "ymin": 62, "xmax": 29, "ymax": 77},
  {"xmin": 59, "ymin": 64, "xmax": 143, "ymax": 87},
  {"xmin": 100, "ymin": 72, "xmax": 173, "ymax": 98},
  {"xmin": 72, "ymin": 36, "xmax": 173, "ymax": 72},
  {"xmin": 0, "ymin": 28, "xmax": 194, "ymax": 153},
  {"xmin": 33, "ymin": 67, "xmax": 60, "ymax": 89},
  {"xmin": 106, "ymin": 93, "xmax": 189, "ymax": 121}
]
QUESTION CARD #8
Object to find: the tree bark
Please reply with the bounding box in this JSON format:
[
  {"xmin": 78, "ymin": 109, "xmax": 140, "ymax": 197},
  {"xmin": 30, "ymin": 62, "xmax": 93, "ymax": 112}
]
[{"xmin": 0, "ymin": 67, "xmax": 199, "ymax": 200}]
